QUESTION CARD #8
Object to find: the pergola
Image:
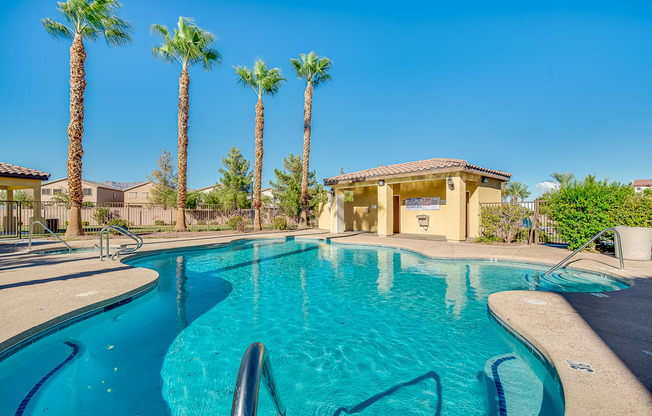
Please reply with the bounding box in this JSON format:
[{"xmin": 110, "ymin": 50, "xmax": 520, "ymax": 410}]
[{"xmin": 0, "ymin": 162, "xmax": 50, "ymax": 233}]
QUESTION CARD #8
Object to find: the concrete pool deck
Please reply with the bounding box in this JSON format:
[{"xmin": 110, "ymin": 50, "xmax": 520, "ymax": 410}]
[{"xmin": 1, "ymin": 230, "xmax": 651, "ymax": 415}]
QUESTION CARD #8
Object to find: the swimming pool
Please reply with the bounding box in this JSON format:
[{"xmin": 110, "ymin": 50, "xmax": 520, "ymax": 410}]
[{"xmin": 0, "ymin": 238, "xmax": 628, "ymax": 415}]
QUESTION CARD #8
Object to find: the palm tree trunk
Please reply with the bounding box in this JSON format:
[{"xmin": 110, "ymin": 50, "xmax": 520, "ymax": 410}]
[
  {"xmin": 298, "ymin": 83, "xmax": 313, "ymax": 229},
  {"xmin": 175, "ymin": 64, "xmax": 190, "ymax": 231},
  {"xmin": 253, "ymin": 96, "xmax": 264, "ymax": 231},
  {"xmin": 65, "ymin": 33, "xmax": 87, "ymax": 237}
]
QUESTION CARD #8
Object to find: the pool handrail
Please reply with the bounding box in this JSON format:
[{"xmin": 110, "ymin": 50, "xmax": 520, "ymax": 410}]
[
  {"xmin": 99, "ymin": 225, "xmax": 143, "ymax": 261},
  {"xmin": 231, "ymin": 342, "xmax": 287, "ymax": 416},
  {"xmin": 544, "ymin": 227, "xmax": 624, "ymax": 276},
  {"xmin": 28, "ymin": 221, "xmax": 72, "ymax": 254}
]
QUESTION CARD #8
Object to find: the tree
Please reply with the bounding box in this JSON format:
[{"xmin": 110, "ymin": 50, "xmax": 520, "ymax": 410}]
[
  {"xmin": 550, "ymin": 171, "xmax": 575, "ymax": 189},
  {"xmin": 42, "ymin": 0, "xmax": 132, "ymax": 237},
  {"xmin": 505, "ymin": 181, "xmax": 531, "ymax": 205},
  {"xmin": 234, "ymin": 59, "xmax": 285, "ymax": 230},
  {"xmin": 148, "ymin": 149, "xmax": 178, "ymax": 209},
  {"xmin": 217, "ymin": 147, "xmax": 252, "ymax": 211},
  {"xmin": 52, "ymin": 188, "xmax": 71, "ymax": 205},
  {"xmin": 291, "ymin": 51, "xmax": 332, "ymax": 228},
  {"xmin": 151, "ymin": 17, "xmax": 221, "ymax": 231},
  {"xmin": 270, "ymin": 153, "xmax": 321, "ymax": 222}
]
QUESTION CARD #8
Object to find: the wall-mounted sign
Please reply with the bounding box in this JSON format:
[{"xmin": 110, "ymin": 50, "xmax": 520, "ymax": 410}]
[{"xmin": 406, "ymin": 197, "xmax": 441, "ymax": 211}]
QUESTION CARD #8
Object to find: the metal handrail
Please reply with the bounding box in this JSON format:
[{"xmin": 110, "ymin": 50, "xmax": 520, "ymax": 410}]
[
  {"xmin": 28, "ymin": 221, "xmax": 72, "ymax": 254},
  {"xmin": 99, "ymin": 226, "xmax": 143, "ymax": 261},
  {"xmin": 231, "ymin": 342, "xmax": 287, "ymax": 416},
  {"xmin": 544, "ymin": 227, "xmax": 624, "ymax": 276}
]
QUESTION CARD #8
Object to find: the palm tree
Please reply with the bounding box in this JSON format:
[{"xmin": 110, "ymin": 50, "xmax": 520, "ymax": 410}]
[
  {"xmin": 290, "ymin": 51, "xmax": 332, "ymax": 228},
  {"xmin": 234, "ymin": 60, "xmax": 285, "ymax": 230},
  {"xmin": 505, "ymin": 181, "xmax": 531, "ymax": 205},
  {"xmin": 151, "ymin": 17, "xmax": 221, "ymax": 231},
  {"xmin": 42, "ymin": 0, "xmax": 132, "ymax": 237},
  {"xmin": 550, "ymin": 171, "xmax": 574, "ymax": 189}
]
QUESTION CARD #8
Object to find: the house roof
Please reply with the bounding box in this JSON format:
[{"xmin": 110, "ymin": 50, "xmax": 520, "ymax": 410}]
[
  {"xmin": 0, "ymin": 162, "xmax": 50, "ymax": 181},
  {"xmin": 633, "ymin": 179, "xmax": 652, "ymax": 187},
  {"xmin": 43, "ymin": 177, "xmax": 122, "ymax": 190},
  {"xmin": 122, "ymin": 181, "xmax": 150, "ymax": 191},
  {"xmin": 324, "ymin": 157, "xmax": 511, "ymax": 186}
]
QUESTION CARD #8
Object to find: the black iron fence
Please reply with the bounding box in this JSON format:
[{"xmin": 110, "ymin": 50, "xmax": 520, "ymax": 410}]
[
  {"xmin": 478, "ymin": 200, "xmax": 567, "ymax": 245},
  {"xmin": 0, "ymin": 201, "xmax": 296, "ymax": 238}
]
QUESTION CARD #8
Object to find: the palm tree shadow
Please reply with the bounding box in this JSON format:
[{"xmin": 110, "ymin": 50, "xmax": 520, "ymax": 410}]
[{"xmin": 332, "ymin": 371, "xmax": 442, "ymax": 415}]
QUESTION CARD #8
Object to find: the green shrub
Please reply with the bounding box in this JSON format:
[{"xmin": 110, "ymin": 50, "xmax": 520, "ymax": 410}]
[
  {"xmin": 272, "ymin": 217, "xmax": 288, "ymax": 230},
  {"xmin": 92, "ymin": 207, "xmax": 115, "ymax": 225},
  {"xmin": 107, "ymin": 218, "xmax": 128, "ymax": 228},
  {"xmin": 549, "ymin": 177, "xmax": 652, "ymax": 250},
  {"xmin": 82, "ymin": 221, "xmax": 89, "ymax": 227},
  {"xmin": 154, "ymin": 219, "xmax": 165, "ymax": 226},
  {"xmin": 197, "ymin": 220, "xmax": 207, "ymax": 225},
  {"xmin": 478, "ymin": 204, "xmax": 531, "ymax": 243},
  {"xmin": 227, "ymin": 216, "xmax": 244, "ymax": 230}
]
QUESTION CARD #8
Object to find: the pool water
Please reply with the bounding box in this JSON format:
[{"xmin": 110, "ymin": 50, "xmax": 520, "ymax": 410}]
[{"xmin": 0, "ymin": 239, "xmax": 627, "ymax": 416}]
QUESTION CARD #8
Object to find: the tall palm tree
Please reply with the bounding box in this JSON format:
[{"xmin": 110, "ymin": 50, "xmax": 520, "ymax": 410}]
[
  {"xmin": 42, "ymin": 0, "xmax": 132, "ymax": 237},
  {"xmin": 291, "ymin": 51, "xmax": 332, "ymax": 228},
  {"xmin": 505, "ymin": 181, "xmax": 531, "ymax": 205},
  {"xmin": 151, "ymin": 17, "xmax": 221, "ymax": 231},
  {"xmin": 550, "ymin": 171, "xmax": 575, "ymax": 189},
  {"xmin": 234, "ymin": 59, "xmax": 285, "ymax": 231}
]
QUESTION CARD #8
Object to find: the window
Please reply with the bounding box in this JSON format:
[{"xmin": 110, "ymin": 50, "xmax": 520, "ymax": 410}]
[
  {"xmin": 128, "ymin": 192, "xmax": 137, "ymax": 199},
  {"xmin": 53, "ymin": 189, "xmax": 63, "ymax": 195},
  {"xmin": 636, "ymin": 187, "xmax": 641, "ymax": 191},
  {"xmin": 113, "ymin": 192, "xmax": 117, "ymax": 199},
  {"xmin": 41, "ymin": 189, "xmax": 51, "ymax": 195},
  {"xmin": 141, "ymin": 192, "xmax": 149, "ymax": 199},
  {"xmin": 83, "ymin": 188, "xmax": 92, "ymax": 196}
]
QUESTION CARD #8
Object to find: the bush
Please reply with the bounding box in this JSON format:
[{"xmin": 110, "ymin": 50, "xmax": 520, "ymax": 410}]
[
  {"xmin": 197, "ymin": 220, "xmax": 207, "ymax": 225},
  {"xmin": 478, "ymin": 204, "xmax": 531, "ymax": 243},
  {"xmin": 107, "ymin": 218, "xmax": 128, "ymax": 228},
  {"xmin": 228, "ymin": 216, "xmax": 244, "ymax": 231},
  {"xmin": 548, "ymin": 177, "xmax": 652, "ymax": 250},
  {"xmin": 92, "ymin": 207, "xmax": 115, "ymax": 225},
  {"xmin": 236, "ymin": 220, "xmax": 245, "ymax": 233},
  {"xmin": 272, "ymin": 217, "xmax": 288, "ymax": 230},
  {"xmin": 154, "ymin": 219, "xmax": 165, "ymax": 226}
]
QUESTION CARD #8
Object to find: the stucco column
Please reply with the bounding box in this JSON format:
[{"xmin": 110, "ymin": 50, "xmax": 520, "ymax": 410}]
[
  {"xmin": 446, "ymin": 176, "xmax": 466, "ymax": 241},
  {"xmin": 32, "ymin": 183, "xmax": 45, "ymax": 232},
  {"xmin": 377, "ymin": 182, "xmax": 394, "ymax": 237},
  {"xmin": 332, "ymin": 188, "xmax": 345, "ymax": 233},
  {"xmin": 5, "ymin": 190, "xmax": 15, "ymax": 233}
]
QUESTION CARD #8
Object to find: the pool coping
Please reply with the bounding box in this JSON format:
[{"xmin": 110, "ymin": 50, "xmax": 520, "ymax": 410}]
[{"xmin": 2, "ymin": 231, "xmax": 651, "ymax": 415}]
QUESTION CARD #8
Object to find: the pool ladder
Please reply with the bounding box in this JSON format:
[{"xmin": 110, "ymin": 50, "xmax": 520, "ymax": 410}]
[
  {"xmin": 28, "ymin": 221, "xmax": 72, "ymax": 254},
  {"xmin": 544, "ymin": 227, "xmax": 624, "ymax": 276},
  {"xmin": 99, "ymin": 226, "xmax": 143, "ymax": 261},
  {"xmin": 231, "ymin": 342, "xmax": 287, "ymax": 416}
]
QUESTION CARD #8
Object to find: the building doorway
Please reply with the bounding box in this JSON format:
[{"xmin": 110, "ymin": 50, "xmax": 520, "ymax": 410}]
[{"xmin": 393, "ymin": 195, "xmax": 400, "ymax": 234}]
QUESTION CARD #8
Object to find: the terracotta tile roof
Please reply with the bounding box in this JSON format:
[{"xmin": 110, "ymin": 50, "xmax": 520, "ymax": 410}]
[
  {"xmin": 324, "ymin": 157, "xmax": 511, "ymax": 186},
  {"xmin": 0, "ymin": 162, "xmax": 50, "ymax": 181},
  {"xmin": 633, "ymin": 179, "xmax": 652, "ymax": 187}
]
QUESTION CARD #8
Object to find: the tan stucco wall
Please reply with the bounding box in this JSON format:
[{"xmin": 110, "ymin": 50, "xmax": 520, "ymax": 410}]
[
  {"xmin": 344, "ymin": 186, "xmax": 378, "ymax": 232},
  {"xmin": 317, "ymin": 201, "xmax": 331, "ymax": 230},
  {"xmin": 124, "ymin": 183, "xmax": 153, "ymax": 204},
  {"xmin": 97, "ymin": 186, "xmax": 123, "ymax": 203}
]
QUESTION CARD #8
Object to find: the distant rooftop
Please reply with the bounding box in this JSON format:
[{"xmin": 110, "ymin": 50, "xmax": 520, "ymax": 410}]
[
  {"xmin": 0, "ymin": 162, "xmax": 50, "ymax": 181},
  {"xmin": 633, "ymin": 179, "xmax": 652, "ymax": 187},
  {"xmin": 324, "ymin": 157, "xmax": 511, "ymax": 186}
]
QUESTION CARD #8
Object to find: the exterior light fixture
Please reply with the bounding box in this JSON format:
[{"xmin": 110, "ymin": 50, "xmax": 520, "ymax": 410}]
[
  {"xmin": 378, "ymin": 180, "xmax": 385, "ymax": 186},
  {"xmin": 447, "ymin": 177, "xmax": 454, "ymax": 190},
  {"xmin": 481, "ymin": 176, "xmax": 489, "ymax": 183}
]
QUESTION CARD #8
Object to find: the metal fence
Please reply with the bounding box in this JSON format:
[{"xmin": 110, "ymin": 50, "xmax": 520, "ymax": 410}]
[
  {"xmin": 0, "ymin": 201, "xmax": 298, "ymax": 238},
  {"xmin": 478, "ymin": 200, "xmax": 567, "ymax": 245}
]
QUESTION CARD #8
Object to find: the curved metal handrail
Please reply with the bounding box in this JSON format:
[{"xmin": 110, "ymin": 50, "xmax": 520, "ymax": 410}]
[
  {"xmin": 231, "ymin": 342, "xmax": 287, "ymax": 416},
  {"xmin": 99, "ymin": 225, "xmax": 143, "ymax": 261},
  {"xmin": 28, "ymin": 221, "xmax": 72, "ymax": 254},
  {"xmin": 544, "ymin": 227, "xmax": 624, "ymax": 276}
]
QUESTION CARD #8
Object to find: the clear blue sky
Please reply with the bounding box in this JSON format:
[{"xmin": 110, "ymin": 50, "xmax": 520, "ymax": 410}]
[{"xmin": 2, "ymin": 0, "xmax": 651, "ymax": 196}]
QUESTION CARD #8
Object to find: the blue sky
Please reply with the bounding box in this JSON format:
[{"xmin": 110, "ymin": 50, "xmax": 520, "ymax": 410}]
[{"xmin": 2, "ymin": 0, "xmax": 651, "ymax": 196}]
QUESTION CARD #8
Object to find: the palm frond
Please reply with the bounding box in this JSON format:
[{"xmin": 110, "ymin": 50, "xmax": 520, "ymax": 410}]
[
  {"xmin": 151, "ymin": 16, "xmax": 221, "ymax": 71},
  {"xmin": 291, "ymin": 51, "xmax": 332, "ymax": 88},
  {"xmin": 41, "ymin": 17, "xmax": 74, "ymax": 41}
]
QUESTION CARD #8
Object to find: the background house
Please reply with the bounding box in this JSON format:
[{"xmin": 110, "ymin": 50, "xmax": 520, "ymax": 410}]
[
  {"xmin": 123, "ymin": 182, "xmax": 152, "ymax": 204},
  {"xmin": 40, "ymin": 178, "xmax": 124, "ymax": 204},
  {"xmin": 633, "ymin": 179, "xmax": 652, "ymax": 194}
]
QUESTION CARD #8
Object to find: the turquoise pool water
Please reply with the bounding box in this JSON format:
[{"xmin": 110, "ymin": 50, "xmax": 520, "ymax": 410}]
[{"xmin": 0, "ymin": 239, "xmax": 627, "ymax": 415}]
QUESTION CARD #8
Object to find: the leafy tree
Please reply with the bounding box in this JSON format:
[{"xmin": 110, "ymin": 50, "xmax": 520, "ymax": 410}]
[
  {"xmin": 217, "ymin": 147, "xmax": 252, "ymax": 210},
  {"xmin": 550, "ymin": 171, "xmax": 575, "ymax": 189},
  {"xmin": 151, "ymin": 17, "xmax": 221, "ymax": 231},
  {"xmin": 234, "ymin": 59, "xmax": 285, "ymax": 230},
  {"xmin": 644, "ymin": 188, "xmax": 652, "ymax": 197},
  {"xmin": 42, "ymin": 0, "xmax": 133, "ymax": 237},
  {"xmin": 185, "ymin": 191, "xmax": 203, "ymax": 209},
  {"xmin": 148, "ymin": 149, "xmax": 178, "ymax": 209},
  {"xmin": 291, "ymin": 51, "xmax": 332, "ymax": 228},
  {"xmin": 505, "ymin": 181, "xmax": 530, "ymax": 204},
  {"xmin": 52, "ymin": 188, "xmax": 71, "ymax": 205},
  {"xmin": 270, "ymin": 153, "xmax": 321, "ymax": 222}
]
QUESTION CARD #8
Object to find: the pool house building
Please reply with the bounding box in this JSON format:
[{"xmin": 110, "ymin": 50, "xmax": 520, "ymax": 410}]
[{"xmin": 319, "ymin": 158, "xmax": 511, "ymax": 241}]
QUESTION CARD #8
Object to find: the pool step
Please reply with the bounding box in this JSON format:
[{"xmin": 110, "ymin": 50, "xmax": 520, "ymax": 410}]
[{"xmin": 482, "ymin": 354, "xmax": 544, "ymax": 416}]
